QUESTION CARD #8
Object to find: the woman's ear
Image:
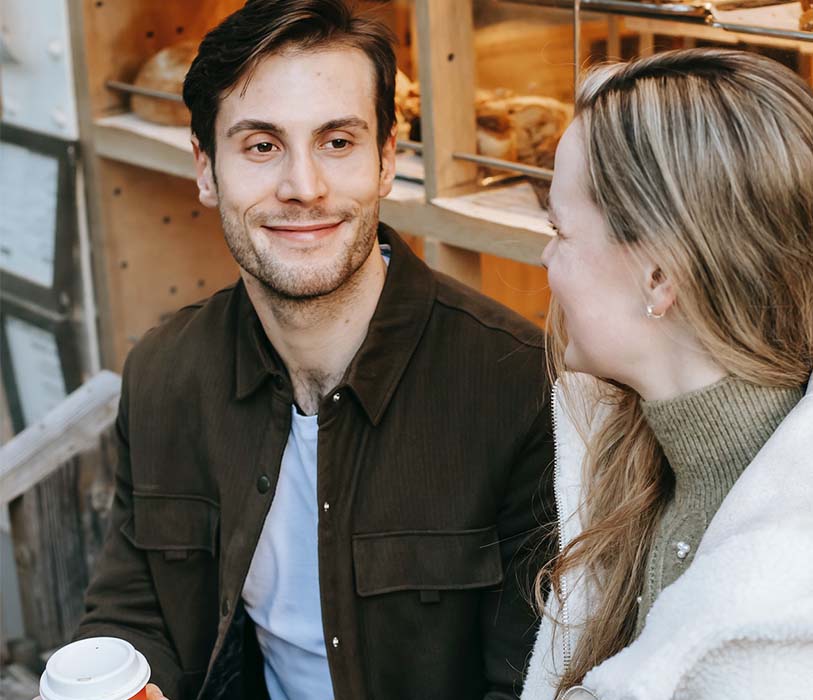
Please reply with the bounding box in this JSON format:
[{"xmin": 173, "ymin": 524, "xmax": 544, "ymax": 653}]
[
  {"xmin": 192, "ymin": 137, "xmax": 218, "ymax": 208},
  {"xmin": 645, "ymin": 264, "xmax": 676, "ymax": 318}
]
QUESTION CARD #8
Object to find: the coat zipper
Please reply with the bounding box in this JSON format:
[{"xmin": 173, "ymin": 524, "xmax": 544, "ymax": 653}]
[{"xmin": 551, "ymin": 384, "xmax": 573, "ymax": 673}]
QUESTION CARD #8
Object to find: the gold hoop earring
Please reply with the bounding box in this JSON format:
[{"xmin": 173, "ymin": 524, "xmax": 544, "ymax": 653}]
[{"xmin": 646, "ymin": 304, "xmax": 665, "ymax": 319}]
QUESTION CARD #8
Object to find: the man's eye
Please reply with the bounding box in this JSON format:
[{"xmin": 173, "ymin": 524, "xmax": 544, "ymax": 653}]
[
  {"xmin": 251, "ymin": 142, "xmax": 276, "ymax": 153},
  {"xmin": 327, "ymin": 138, "xmax": 350, "ymax": 149}
]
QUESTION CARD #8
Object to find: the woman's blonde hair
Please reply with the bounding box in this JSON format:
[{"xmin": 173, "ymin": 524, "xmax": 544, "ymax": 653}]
[{"xmin": 535, "ymin": 48, "xmax": 813, "ymax": 692}]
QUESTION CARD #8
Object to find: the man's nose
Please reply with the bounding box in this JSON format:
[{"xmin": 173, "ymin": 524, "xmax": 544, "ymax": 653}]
[{"xmin": 276, "ymin": 149, "xmax": 328, "ymax": 204}]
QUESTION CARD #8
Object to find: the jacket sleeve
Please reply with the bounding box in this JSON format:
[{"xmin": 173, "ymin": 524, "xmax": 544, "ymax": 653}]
[
  {"xmin": 74, "ymin": 357, "xmax": 185, "ymax": 699},
  {"xmin": 483, "ymin": 400, "xmax": 557, "ymax": 700},
  {"xmin": 675, "ymin": 638, "xmax": 813, "ymax": 700}
]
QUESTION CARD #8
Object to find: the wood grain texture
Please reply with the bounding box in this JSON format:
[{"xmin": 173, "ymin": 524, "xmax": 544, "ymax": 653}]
[
  {"xmin": 9, "ymin": 425, "xmax": 116, "ymax": 651},
  {"xmin": 415, "ymin": 0, "xmax": 479, "ymax": 199},
  {"xmin": 96, "ymin": 159, "xmax": 238, "ymax": 371}
]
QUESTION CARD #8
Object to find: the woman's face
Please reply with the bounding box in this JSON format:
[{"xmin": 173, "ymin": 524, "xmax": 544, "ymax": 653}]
[{"xmin": 542, "ymin": 120, "xmax": 655, "ymax": 385}]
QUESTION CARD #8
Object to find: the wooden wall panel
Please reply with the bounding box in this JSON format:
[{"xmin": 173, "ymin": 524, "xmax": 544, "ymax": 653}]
[
  {"xmin": 475, "ymin": 19, "xmax": 612, "ymax": 104},
  {"xmin": 481, "ymin": 254, "xmax": 550, "ymax": 330},
  {"xmin": 97, "ymin": 159, "xmax": 238, "ymax": 371}
]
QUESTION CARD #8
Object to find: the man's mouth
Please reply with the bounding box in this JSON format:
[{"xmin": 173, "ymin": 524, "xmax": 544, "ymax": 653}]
[{"xmin": 261, "ymin": 221, "xmax": 343, "ymax": 242}]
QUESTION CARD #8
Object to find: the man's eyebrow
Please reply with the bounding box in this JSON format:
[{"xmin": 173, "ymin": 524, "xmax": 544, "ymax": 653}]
[
  {"xmin": 226, "ymin": 119, "xmax": 285, "ymax": 139},
  {"xmin": 314, "ymin": 117, "xmax": 369, "ymax": 135},
  {"xmin": 225, "ymin": 117, "xmax": 369, "ymax": 140}
]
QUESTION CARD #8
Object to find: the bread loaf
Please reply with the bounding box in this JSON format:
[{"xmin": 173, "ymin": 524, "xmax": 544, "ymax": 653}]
[
  {"xmin": 132, "ymin": 42, "xmax": 197, "ymax": 126},
  {"xmin": 475, "ymin": 90, "xmax": 571, "ymax": 170}
]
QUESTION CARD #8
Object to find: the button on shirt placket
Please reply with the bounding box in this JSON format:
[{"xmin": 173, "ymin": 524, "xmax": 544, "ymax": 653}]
[{"xmin": 318, "ymin": 388, "xmax": 350, "ymax": 690}]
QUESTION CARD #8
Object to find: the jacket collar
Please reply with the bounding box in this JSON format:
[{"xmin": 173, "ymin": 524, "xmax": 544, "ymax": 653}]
[
  {"xmin": 233, "ymin": 224, "xmax": 436, "ymax": 425},
  {"xmin": 550, "ymin": 374, "xmax": 813, "ymax": 699}
]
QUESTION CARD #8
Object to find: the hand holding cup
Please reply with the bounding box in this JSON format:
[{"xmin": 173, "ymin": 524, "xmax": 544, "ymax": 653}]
[{"xmin": 37, "ymin": 637, "xmax": 163, "ymax": 700}]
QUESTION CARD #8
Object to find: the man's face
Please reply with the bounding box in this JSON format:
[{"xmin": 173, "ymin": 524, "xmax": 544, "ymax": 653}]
[{"xmin": 193, "ymin": 47, "xmax": 396, "ymax": 299}]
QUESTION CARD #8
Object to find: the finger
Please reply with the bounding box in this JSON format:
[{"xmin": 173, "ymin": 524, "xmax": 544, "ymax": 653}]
[{"xmin": 145, "ymin": 684, "xmax": 168, "ymax": 700}]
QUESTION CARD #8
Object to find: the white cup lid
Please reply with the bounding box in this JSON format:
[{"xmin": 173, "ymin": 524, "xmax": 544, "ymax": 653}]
[{"xmin": 40, "ymin": 637, "xmax": 151, "ymax": 700}]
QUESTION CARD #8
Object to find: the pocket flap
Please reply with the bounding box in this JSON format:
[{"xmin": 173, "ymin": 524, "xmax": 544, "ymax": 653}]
[
  {"xmin": 121, "ymin": 493, "xmax": 219, "ymax": 554},
  {"xmin": 352, "ymin": 526, "xmax": 503, "ymax": 597}
]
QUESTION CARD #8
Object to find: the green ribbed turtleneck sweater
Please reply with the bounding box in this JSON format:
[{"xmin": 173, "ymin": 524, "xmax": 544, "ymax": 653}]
[{"xmin": 633, "ymin": 376, "xmax": 803, "ymax": 636}]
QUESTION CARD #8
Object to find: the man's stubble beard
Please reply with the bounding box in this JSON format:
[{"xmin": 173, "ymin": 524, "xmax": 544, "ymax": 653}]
[{"xmin": 219, "ymin": 199, "xmax": 381, "ymax": 303}]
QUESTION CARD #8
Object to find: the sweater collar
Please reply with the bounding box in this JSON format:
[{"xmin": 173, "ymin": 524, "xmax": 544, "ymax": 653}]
[{"xmin": 640, "ymin": 376, "xmax": 803, "ymax": 504}]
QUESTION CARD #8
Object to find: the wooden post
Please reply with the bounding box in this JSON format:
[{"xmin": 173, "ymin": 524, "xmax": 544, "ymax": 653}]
[
  {"xmin": 638, "ymin": 31, "xmax": 655, "ymax": 58},
  {"xmin": 607, "ymin": 17, "xmax": 621, "ymax": 60},
  {"xmin": 414, "ymin": 0, "xmax": 482, "ymax": 290}
]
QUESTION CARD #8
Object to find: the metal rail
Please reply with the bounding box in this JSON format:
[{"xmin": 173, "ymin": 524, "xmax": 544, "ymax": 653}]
[
  {"xmin": 503, "ymin": 0, "xmax": 813, "ymax": 41},
  {"xmin": 106, "ymin": 80, "xmax": 184, "ymax": 102},
  {"xmin": 395, "ymin": 139, "xmax": 423, "ymax": 153},
  {"xmin": 452, "ymin": 152, "xmax": 555, "ymax": 181}
]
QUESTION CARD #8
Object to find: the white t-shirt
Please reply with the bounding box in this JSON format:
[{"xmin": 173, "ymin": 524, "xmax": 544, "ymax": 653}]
[{"xmin": 242, "ymin": 407, "xmax": 332, "ymax": 700}]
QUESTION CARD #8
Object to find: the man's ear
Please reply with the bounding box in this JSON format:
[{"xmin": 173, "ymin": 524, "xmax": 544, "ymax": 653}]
[
  {"xmin": 377, "ymin": 125, "xmax": 398, "ymax": 199},
  {"xmin": 192, "ymin": 137, "xmax": 218, "ymax": 208},
  {"xmin": 644, "ymin": 263, "xmax": 677, "ymax": 317}
]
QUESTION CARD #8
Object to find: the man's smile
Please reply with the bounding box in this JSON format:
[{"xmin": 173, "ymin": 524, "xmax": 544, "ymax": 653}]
[{"xmin": 261, "ymin": 221, "xmax": 344, "ymax": 242}]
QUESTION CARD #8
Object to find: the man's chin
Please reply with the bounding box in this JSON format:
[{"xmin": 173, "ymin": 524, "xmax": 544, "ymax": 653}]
[{"xmin": 251, "ymin": 263, "xmax": 352, "ymax": 301}]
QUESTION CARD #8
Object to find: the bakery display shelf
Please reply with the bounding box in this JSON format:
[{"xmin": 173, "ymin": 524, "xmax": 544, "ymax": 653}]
[
  {"xmin": 508, "ymin": 0, "xmax": 813, "ymax": 43},
  {"xmin": 91, "ymin": 112, "xmax": 552, "ymax": 266}
]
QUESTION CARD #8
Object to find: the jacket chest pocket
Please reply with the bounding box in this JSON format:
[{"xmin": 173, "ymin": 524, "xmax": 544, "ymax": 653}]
[
  {"xmin": 119, "ymin": 493, "xmax": 221, "ymax": 674},
  {"xmin": 352, "ymin": 525, "xmax": 503, "ymax": 597},
  {"xmin": 122, "ymin": 493, "xmax": 220, "ymax": 561}
]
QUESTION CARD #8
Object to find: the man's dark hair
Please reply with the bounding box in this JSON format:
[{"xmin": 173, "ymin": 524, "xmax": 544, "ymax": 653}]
[{"xmin": 183, "ymin": 0, "xmax": 397, "ymax": 162}]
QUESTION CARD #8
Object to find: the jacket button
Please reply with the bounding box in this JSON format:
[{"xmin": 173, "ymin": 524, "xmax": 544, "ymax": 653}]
[
  {"xmin": 332, "ymin": 391, "xmax": 341, "ymax": 403},
  {"xmin": 221, "ymin": 597, "xmax": 230, "ymax": 617},
  {"xmin": 257, "ymin": 475, "xmax": 271, "ymax": 494},
  {"xmin": 331, "ymin": 636, "xmax": 340, "ymax": 648},
  {"xmin": 323, "ymin": 501, "xmax": 330, "ymax": 512}
]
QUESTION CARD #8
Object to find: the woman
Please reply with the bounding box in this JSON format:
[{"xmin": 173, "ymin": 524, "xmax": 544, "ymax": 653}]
[{"xmin": 522, "ymin": 48, "xmax": 813, "ymax": 700}]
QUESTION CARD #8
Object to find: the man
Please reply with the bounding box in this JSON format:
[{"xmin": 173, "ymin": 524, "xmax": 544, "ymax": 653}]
[{"xmin": 76, "ymin": 1, "xmax": 555, "ymax": 698}]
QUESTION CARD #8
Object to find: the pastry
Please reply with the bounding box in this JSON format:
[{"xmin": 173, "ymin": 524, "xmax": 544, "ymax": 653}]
[
  {"xmin": 132, "ymin": 42, "xmax": 197, "ymax": 126},
  {"xmin": 391, "ymin": 74, "xmax": 571, "ymax": 172},
  {"xmin": 395, "ymin": 69, "xmax": 421, "ymax": 140},
  {"xmin": 476, "ymin": 90, "xmax": 571, "ymax": 170}
]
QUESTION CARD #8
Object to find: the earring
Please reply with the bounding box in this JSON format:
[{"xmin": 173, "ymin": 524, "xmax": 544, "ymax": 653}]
[{"xmin": 646, "ymin": 304, "xmax": 665, "ymax": 319}]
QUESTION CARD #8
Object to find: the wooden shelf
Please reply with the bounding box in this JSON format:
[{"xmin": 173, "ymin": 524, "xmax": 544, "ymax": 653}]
[
  {"xmin": 510, "ymin": 0, "xmax": 813, "ymax": 46},
  {"xmin": 91, "ymin": 113, "xmax": 553, "ymax": 266},
  {"xmin": 626, "ymin": 4, "xmax": 813, "ymax": 53}
]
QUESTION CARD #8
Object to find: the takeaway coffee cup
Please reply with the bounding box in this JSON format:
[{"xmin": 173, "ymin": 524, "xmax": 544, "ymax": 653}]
[{"xmin": 39, "ymin": 637, "xmax": 151, "ymax": 700}]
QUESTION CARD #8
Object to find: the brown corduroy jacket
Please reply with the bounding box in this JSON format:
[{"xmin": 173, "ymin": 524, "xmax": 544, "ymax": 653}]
[{"xmin": 76, "ymin": 226, "xmax": 556, "ymax": 700}]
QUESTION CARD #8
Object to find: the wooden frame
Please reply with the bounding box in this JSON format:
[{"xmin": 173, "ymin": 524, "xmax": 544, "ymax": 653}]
[
  {"xmin": 0, "ymin": 123, "xmax": 78, "ymax": 313},
  {"xmin": 0, "ymin": 297, "xmax": 82, "ymax": 434}
]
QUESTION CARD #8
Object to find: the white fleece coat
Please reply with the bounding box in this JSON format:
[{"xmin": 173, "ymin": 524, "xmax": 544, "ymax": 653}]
[{"xmin": 522, "ymin": 374, "xmax": 813, "ymax": 700}]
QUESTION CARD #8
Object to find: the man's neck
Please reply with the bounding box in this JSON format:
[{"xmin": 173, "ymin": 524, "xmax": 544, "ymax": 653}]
[{"xmin": 243, "ymin": 246, "xmax": 388, "ymax": 415}]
